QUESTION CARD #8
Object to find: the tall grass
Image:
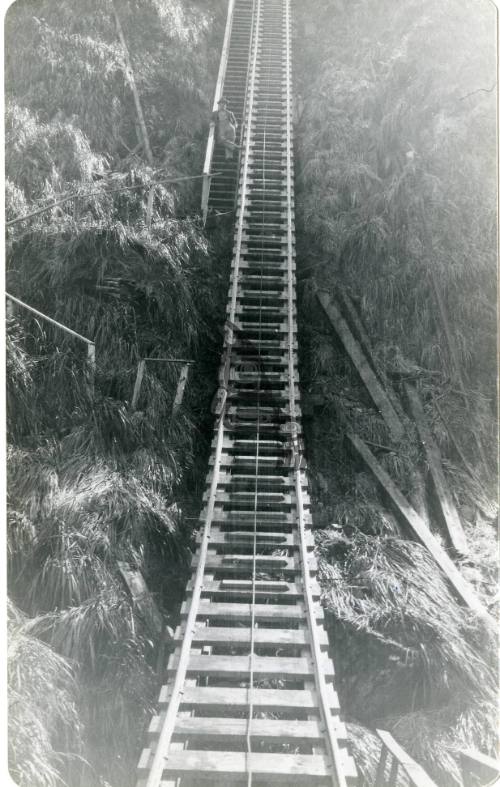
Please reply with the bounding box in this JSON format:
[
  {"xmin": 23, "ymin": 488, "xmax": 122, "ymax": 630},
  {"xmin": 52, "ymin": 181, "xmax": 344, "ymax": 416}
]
[
  {"xmin": 8, "ymin": 601, "xmax": 82, "ymax": 787},
  {"xmin": 316, "ymin": 527, "xmax": 496, "ymax": 782},
  {"xmin": 5, "ymin": 0, "xmax": 227, "ymax": 784}
]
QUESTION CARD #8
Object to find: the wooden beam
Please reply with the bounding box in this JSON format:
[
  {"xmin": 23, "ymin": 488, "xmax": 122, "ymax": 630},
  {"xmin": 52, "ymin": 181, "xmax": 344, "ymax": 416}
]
[
  {"xmin": 167, "ymin": 653, "xmax": 333, "ymax": 680},
  {"xmin": 149, "ymin": 716, "xmax": 329, "ymax": 743},
  {"xmin": 317, "ymin": 290, "xmax": 405, "ymax": 442},
  {"xmin": 337, "ymin": 286, "xmax": 374, "ymax": 362},
  {"xmin": 111, "ymin": 1, "xmax": 154, "ymax": 166},
  {"xmin": 376, "ymin": 730, "xmax": 438, "ymax": 787},
  {"xmin": 175, "ymin": 624, "xmax": 328, "ymax": 647},
  {"xmin": 460, "ymin": 750, "xmax": 500, "ymax": 783},
  {"xmin": 171, "ymin": 362, "xmax": 190, "ymax": 417},
  {"xmin": 427, "ymin": 268, "xmax": 490, "ymax": 472},
  {"xmin": 167, "ymin": 685, "xmax": 336, "ymax": 713},
  {"xmin": 347, "ymin": 433, "xmax": 492, "ymax": 623},
  {"xmin": 131, "ymin": 359, "xmax": 146, "ymax": 410},
  {"xmin": 117, "ymin": 561, "xmax": 163, "ymax": 635},
  {"xmin": 406, "ymin": 384, "xmax": 468, "ymax": 555},
  {"xmin": 185, "ymin": 600, "xmax": 322, "ymax": 622},
  {"xmin": 168, "ymin": 717, "xmax": 324, "ymax": 743},
  {"xmin": 148, "ymin": 750, "xmax": 336, "ymax": 782}
]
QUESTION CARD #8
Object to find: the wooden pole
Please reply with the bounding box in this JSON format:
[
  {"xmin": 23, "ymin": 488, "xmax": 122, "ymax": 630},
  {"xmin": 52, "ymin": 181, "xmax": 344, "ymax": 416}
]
[
  {"xmin": 6, "ymin": 293, "xmax": 94, "ymax": 347},
  {"xmin": 171, "ymin": 363, "xmax": 190, "ymax": 417},
  {"xmin": 406, "ymin": 384, "xmax": 468, "ymax": 555},
  {"xmin": 86, "ymin": 343, "xmax": 96, "ymax": 398},
  {"xmin": 317, "ymin": 290, "xmax": 405, "ymax": 442},
  {"xmin": 375, "ymin": 730, "xmax": 438, "ymax": 787},
  {"xmin": 347, "ymin": 432, "xmax": 492, "ymax": 623},
  {"xmin": 459, "ymin": 750, "xmax": 500, "ymax": 785},
  {"xmin": 374, "ymin": 747, "xmax": 388, "ymax": 787},
  {"xmin": 146, "ymin": 185, "xmax": 155, "ymax": 227},
  {"xmin": 111, "ymin": 0, "xmax": 154, "ymax": 167},
  {"xmin": 425, "ymin": 259, "xmax": 489, "ymax": 472},
  {"xmin": 131, "ymin": 360, "xmax": 146, "ymax": 410}
]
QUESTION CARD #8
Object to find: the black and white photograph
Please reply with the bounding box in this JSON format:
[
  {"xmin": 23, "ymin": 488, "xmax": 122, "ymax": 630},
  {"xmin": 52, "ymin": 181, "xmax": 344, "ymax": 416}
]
[{"xmin": 4, "ymin": 0, "xmax": 498, "ymax": 786}]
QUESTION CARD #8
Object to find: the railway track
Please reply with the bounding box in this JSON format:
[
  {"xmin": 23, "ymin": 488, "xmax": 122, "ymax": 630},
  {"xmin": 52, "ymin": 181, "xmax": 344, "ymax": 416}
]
[{"xmin": 137, "ymin": 1, "xmax": 357, "ymax": 784}]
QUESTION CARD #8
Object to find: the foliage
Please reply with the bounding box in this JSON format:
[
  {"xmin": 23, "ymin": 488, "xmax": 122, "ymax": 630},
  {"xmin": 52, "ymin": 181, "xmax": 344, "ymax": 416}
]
[
  {"xmin": 317, "ymin": 527, "xmax": 497, "ymax": 784},
  {"xmin": 8, "ymin": 601, "xmax": 82, "ymax": 787},
  {"xmin": 295, "ymin": 0, "xmax": 497, "ymax": 782},
  {"xmin": 5, "ymin": 0, "xmax": 227, "ymax": 785},
  {"xmin": 296, "ymin": 0, "xmax": 496, "ymax": 466}
]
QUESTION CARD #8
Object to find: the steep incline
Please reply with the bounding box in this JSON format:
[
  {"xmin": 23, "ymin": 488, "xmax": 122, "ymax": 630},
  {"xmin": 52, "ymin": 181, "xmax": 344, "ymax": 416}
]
[{"xmin": 137, "ymin": 2, "xmax": 357, "ymax": 784}]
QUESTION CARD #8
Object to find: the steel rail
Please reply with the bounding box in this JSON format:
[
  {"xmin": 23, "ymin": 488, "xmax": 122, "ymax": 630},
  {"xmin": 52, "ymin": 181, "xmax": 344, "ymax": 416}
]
[
  {"xmin": 142, "ymin": 5, "xmax": 262, "ymax": 786},
  {"xmin": 283, "ymin": 1, "xmax": 348, "ymax": 783},
  {"xmin": 233, "ymin": 0, "xmax": 257, "ymax": 214},
  {"xmin": 201, "ymin": 0, "xmax": 236, "ymax": 221},
  {"xmin": 139, "ymin": 2, "xmax": 356, "ymax": 784},
  {"xmin": 226, "ymin": 0, "xmax": 262, "ymax": 352}
]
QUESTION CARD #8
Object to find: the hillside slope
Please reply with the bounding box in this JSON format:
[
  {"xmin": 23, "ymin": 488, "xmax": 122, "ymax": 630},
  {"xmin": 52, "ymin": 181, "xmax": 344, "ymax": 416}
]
[
  {"xmin": 5, "ymin": 0, "xmax": 498, "ymax": 786},
  {"xmin": 5, "ymin": 1, "xmax": 229, "ymax": 785},
  {"xmin": 293, "ymin": 0, "xmax": 497, "ymax": 784}
]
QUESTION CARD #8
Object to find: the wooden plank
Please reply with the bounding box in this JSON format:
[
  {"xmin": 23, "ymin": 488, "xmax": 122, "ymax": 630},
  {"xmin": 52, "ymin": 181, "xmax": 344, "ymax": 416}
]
[
  {"xmin": 175, "ymin": 624, "xmax": 328, "ymax": 647},
  {"xmin": 207, "ymin": 509, "xmax": 306, "ymax": 525},
  {"xmin": 428, "ymin": 267, "xmax": 489, "ymax": 471},
  {"xmin": 317, "ymin": 290, "xmax": 405, "ymax": 442},
  {"xmin": 206, "ymin": 491, "xmax": 294, "ymax": 504},
  {"xmin": 374, "ymin": 747, "xmax": 388, "ymax": 787},
  {"xmin": 188, "ymin": 578, "xmax": 311, "ymax": 600},
  {"xmin": 166, "ymin": 717, "xmax": 326, "ymax": 742},
  {"xmin": 337, "ymin": 286, "xmax": 374, "ymax": 360},
  {"xmin": 117, "ymin": 561, "xmax": 163, "ymax": 635},
  {"xmin": 184, "ymin": 600, "xmax": 324, "ymax": 621},
  {"xmin": 193, "ymin": 553, "xmax": 311, "ymax": 573},
  {"xmin": 131, "ymin": 359, "xmax": 146, "ymax": 410},
  {"xmin": 348, "ymin": 433, "xmax": 491, "ymax": 623},
  {"xmin": 153, "ymin": 751, "xmax": 333, "ymax": 781},
  {"xmin": 376, "ymin": 730, "xmax": 438, "ymax": 787},
  {"xmin": 165, "ymin": 685, "xmax": 340, "ymax": 712},
  {"xmin": 167, "ymin": 654, "xmax": 334, "ymax": 679},
  {"xmin": 199, "ymin": 528, "xmax": 307, "ymax": 547},
  {"xmin": 406, "ymin": 384, "xmax": 468, "ymax": 555},
  {"xmin": 459, "ymin": 749, "xmax": 500, "ymax": 782}
]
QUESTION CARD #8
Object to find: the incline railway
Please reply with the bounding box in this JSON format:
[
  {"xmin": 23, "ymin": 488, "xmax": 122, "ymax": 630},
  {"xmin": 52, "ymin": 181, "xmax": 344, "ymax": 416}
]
[
  {"xmin": 135, "ymin": 2, "xmax": 500, "ymax": 786},
  {"xmin": 137, "ymin": 0, "xmax": 358, "ymax": 784}
]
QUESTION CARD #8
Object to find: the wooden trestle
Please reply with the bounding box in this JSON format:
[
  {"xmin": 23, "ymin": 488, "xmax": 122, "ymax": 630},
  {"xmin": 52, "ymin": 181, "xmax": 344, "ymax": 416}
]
[{"xmin": 137, "ymin": 1, "xmax": 357, "ymax": 784}]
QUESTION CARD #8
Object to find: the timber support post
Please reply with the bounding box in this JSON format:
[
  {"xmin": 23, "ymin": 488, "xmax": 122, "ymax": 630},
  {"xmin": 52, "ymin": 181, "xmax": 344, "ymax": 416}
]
[
  {"xmin": 111, "ymin": 0, "xmax": 155, "ymax": 227},
  {"xmin": 316, "ymin": 288, "xmax": 405, "ymax": 442},
  {"xmin": 406, "ymin": 383, "xmax": 468, "ymax": 555},
  {"xmin": 131, "ymin": 359, "xmax": 146, "ymax": 411},
  {"xmin": 374, "ymin": 730, "xmax": 438, "ymax": 787},
  {"xmin": 130, "ymin": 358, "xmax": 194, "ymax": 413},
  {"xmin": 86, "ymin": 343, "xmax": 96, "ymax": 398},
  {"xmin": 347, "ymin": 431, "xmax": 492, "ymax": 623},
  {"xmin": 459, "ymin": 750, "xmax": 500, "ymax": 785},
  {"xmin": 171, "ymin": 363, "xmax": 191, "ymax": 417},
  {"xmin": 111, "ymin": 0, "xmax": 154, "ymax": 166}
]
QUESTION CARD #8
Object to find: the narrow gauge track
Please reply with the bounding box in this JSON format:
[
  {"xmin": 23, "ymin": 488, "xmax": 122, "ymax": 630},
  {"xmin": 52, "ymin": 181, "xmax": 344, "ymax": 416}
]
[{"xmin": 137, "ymin": 1, "xmax": 357, "ymax": 784}]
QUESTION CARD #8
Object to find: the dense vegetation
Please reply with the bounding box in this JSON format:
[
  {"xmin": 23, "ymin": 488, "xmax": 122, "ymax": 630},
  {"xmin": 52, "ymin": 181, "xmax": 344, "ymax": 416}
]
[
  {"xmin": 6, "ymin": 0, "xmax": 497, "ymax": 786},
  {"xmin": 294, "ymin": 0, "xmax": 497, "ymax": 784},
  {"xmin": 6, "ymin": 1, "xmax": 229, "ymax": 785}
]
